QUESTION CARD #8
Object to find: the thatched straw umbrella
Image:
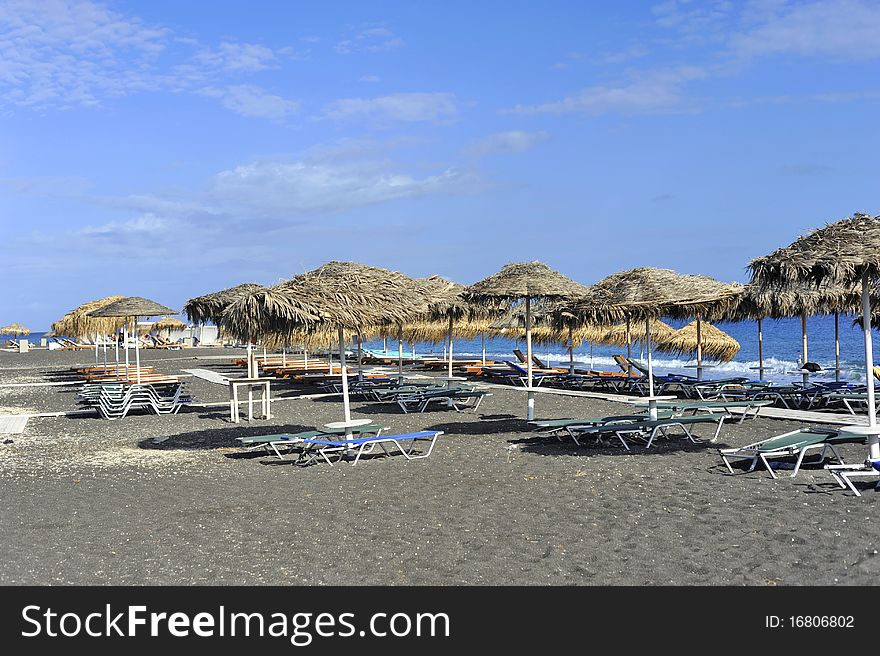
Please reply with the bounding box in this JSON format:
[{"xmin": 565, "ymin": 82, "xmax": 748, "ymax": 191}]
[
  {"xmin": 1, "ymin": 323, "xmax": 30, "ymax": 337},
  {"xmin": 151, "ymin": 317, "xmax": 187, "ymax": 334},
  {"xmin": 602, "ymin": 319, "xmax": 678, "ymax": 358},
  {"xmin": 90, "ymin": 297, "xmax": 176, "ymax": 384},
  {"xmin": 729, "ymin": 282, "xmax": 858, "ymax": 381},
  {"xmin": 52, "ymin": 296, "xmax": 127, "ymax": 339},
  {"xmin": 185, "ymin": 283, "xmax": 265, "ymax": 364},
  {"xmin": 223, "ymin": 262, "xmax": 434, "ymax": 433},
  {"xmin": 667, "ymin": 321, "xmax": 740, "ymax": 362},
  {"xmin": 558, "ymin": 267, "xmax": 742, "ymax": 417},
  {"xmin": 52, "ymin": 296, "xmax": 128, "ymax": 369},
  {"xmin": 749, "ymin": 212, "xmax": 880, "ymax": 459},
  {"xmin": 465, "ymin": 261, "xmax": 590, "ymax": 419}
]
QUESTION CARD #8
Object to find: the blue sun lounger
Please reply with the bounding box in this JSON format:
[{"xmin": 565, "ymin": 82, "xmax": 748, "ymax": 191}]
[{"xmin": 296, "ymin": 430, "xmax": 444, "ymax": 466}]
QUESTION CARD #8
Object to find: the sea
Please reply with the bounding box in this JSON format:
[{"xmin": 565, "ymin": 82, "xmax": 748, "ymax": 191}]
[
  {"xmin": 6, "ymin": 314, "xmax": 880, "ymax": 385},
  {"xmin": 361, "ymin": 314, "xmax": 880, "ymax": 385}
]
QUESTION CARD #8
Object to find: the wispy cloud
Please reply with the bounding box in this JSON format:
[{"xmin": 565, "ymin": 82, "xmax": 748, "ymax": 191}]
[
  {"xmin": 727, "ymin": 0, "xmax": 880, "ymax": 61},
  {"xmin": 192, "ymin": 41, "xmax": 279, "ymax": 72},
  {"xmin": 0, "ymin": 0, "xmax": 303, "ymax": 118},
  {"xmin": 200, "ymin": 85, "xmax": 300, "ymax": 120},
  {"xmin": 336, "ymin": 25, "xmax": 405, "ymax": 54},
  {"xmin": 465, "ymin": 130, "xmax": 549, "ymax": 158},
  {"xmin": 323, "ymin": 92, "xmax": 457, "ymax": 122},
  {"xmin": 509, "ymin": 67, "xmax": 706, "ymax": 115}
]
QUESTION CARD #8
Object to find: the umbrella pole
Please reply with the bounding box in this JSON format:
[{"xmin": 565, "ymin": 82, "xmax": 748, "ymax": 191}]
[
  {"xmin": 383, "ymin": 336, "xmax": 387, "ymax": 353},
  {"xmin": 625, "ymin": 316, "xmax": 632, "ymax": 377},
  {"xmin": 338, "ymin": 326, "xmax": 352, "ymax": 427},
  {"xmin": 590, "ymin": 341, "xmax": 594, "ymax": 369},
  {"xmin": 860, "ymin": 272, "xmax": 879, "ymax": 459},
  {"xmin": 303, "ymin": 345, "xmax": 308, "ymax": 369},
  {"xmin": 282, "ymin": 346, "xmax": 286, "ymax": 368},
  {"xmin": 398, "ymin": 324, "xmax": 404, "ymax": 379},
  {"xmin": 124, "ymin": 319, "xmax": 130, "ymax": 377},
  {"xmin": 526, "ymin": 297, "xmax": 534, "ymax": 420},
  {"xmin": 447, "ymin": 314, "xmax": 454, "ymax": 379},
  {"xmin": 102, "ymin": 334, "xmax": 107, "ymax": 371},
  {"xmin": 95, "ymin": 331, "xmax": 99, "ymax": 367},
  {"xmin": 134, "ymin": 315, "xmax": 141, "ymax": 384},
  {"xmin": 481, "ymin": 332, "xmax": 486, "ymax": 366},
  {"xmin": 801, "ymin": 311, "xmax": 809, "ymax": 385},
  {"xmin": 115, "ymin": 329, "xmax": 120, "ymax": 377},
  {"xmin": 757, "ymin": 318, "xmax": 764, "ymax": 380},
  {"xmin": 357, "ymin": 332, "xmax": 363, "ymax": 382},
  {"xmin": 646, "ymin": 318, "xmax": 656, "ymax": 420},
  {"xmin": 568, "ymin": 325, "xmax": 574, "ymax": 374},
  {"xmin": 835, "ymin": 311, "xmax": 840, "ymax": 383},
  {"xmin": 696, "ymin": 316, "xmax": 703, "ymax": 381}
]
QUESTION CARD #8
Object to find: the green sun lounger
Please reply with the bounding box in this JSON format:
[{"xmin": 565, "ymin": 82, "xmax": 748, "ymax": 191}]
[
  {"xmin": 529, "ymin": 412, "xmax": 677, "ymax": 436},
  {"xmin": 236, "ymin": 424, "xmax": 386, "ymax": 459},
  {"xmin": 568, "ymin": 413, "xmax": 729, "ymax": 449},
  {"xmin": 719, "ymin": 427, "xmax": 864, "ymax": 478},
  {"xmin": 636, "ymin": 399, "xmax": 773, "ymax": 423}
]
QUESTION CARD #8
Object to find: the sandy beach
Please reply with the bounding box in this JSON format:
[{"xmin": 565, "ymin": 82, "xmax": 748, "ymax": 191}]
[{"xmin": 0, "ymin": 346, "xmax": 877, "ymax": 586}]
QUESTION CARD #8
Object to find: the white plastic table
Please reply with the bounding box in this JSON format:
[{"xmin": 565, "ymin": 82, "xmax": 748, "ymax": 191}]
[
  {"xmin": 323, "ymin": 418, "xmax": 372, "ymax": 439},
  {"xmin": 229, "ymin": 377, "xmax": 274, "ymax": 423}
]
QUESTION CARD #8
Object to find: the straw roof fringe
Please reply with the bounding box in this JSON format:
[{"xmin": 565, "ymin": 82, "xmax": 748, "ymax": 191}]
[
  {"xmin": 465, "ymin": 261, "xmax": 590, "ymax": 301},
  {"xmin": 51, "ymin": 296, "xmax": 128, "ymax": 338},
  {"xmin": 727, "ymin": 282, "xmax": 859, "ymax": 321},
  {"xmin": 89, "ymin": 297, "xmax": 176, "ymax": 318},
  {"xmin": 749, "ymin": 213, "xmax": 880, "ymax": 289},
  {"xmin": 666, "ymin": 321, "xmax": 741, "ymax": 362},
  {"xmin": 184, "ymin": 284, "xmax": 265, "ymax": 326},
  {"xmin": 0, "ymin": 322, "xmax": 30, "ymax": 336},
  {"xmin": 601, "ymin": 319, "xmax": 678, "ymax": 348},
  {"xmin": 557, "ymin": 268, "xmax": 743, "ymax": 326},
  {"xmin": 151, "ymin": 317, "xmax": 187, "ymax": 332},
  {"xmin": 221, "ymin": 262, "xmax": 434, "ymax": 341}
]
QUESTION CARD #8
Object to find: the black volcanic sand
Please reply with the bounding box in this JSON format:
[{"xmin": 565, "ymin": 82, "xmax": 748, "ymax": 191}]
[{"xmin": 0, "ymin": 347, "xmax": 877, "ymax": 585}]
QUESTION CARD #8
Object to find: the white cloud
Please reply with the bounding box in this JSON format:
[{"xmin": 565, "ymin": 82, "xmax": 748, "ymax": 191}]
[
  {"xmin": 210, "ymin": 159, "xmax": 466, "ymax": 217},
  {"xmin": 323, "ymin": 92, "xmax": 457, "ymax": 122},
  {"xmin": 359, "ymin": 74, "xmax": 381, "ymax": 83},
  {"xmin": 728, "ymin": 0, "xmax": 880, "ymax": 61},
  {"xmin": 80, "ymin": 213, "xmax": 169, "ymax": 236},
  {"xmin": 466, "ymin": 131, "xmax": 549, "ymax": 158},
  {"xmin": 336, "ymin": 25, "xmax": 405, "ymax": 54},
  {"xmin": 201, "ymin": 85, "xmax": 300, "ymax": 120},
  {"xmin": 509, "ymin": 67, "xmax": 706, "ymax": 115},
  {"xmin": 0, "ymin": 0, "xmax": 303, "ymax": 118},
  {"xmin": 193, "ymin": 41, "xmax": 278, "ymax": 72}
]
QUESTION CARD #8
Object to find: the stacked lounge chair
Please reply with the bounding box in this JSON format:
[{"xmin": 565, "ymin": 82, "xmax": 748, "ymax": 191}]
[{"xmin": 76, "ymin": 381, "xmax": 190, "ymax": 419}]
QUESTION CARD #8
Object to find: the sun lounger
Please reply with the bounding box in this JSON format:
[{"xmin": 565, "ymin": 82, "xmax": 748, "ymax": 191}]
[
  {"xmin": 295, "ymin": 430, "xmax": 444, "ymax": 466},
  {"xmin": 396, "ymin": 387, "xmax": 491, "ymax": 413},
  {"xmin": 568, "ymin": 413, "xmax": 729, "ymax": 449},
  {"xmin": 718, "ymin": 427, "xmax": 862, "ymax": 478},
  {"xmin": 235, "ymin": 424, "xmax": 387, "ymax": 459},
  {"xmin": 529, "ymin": 412, "xmax": 678, "ymax": 437},
  {"xmin": 636, "ymin": 399, "xmax": 772, "ymax": 423},
  {"xmin": 826, "ymin": 458, "xmax": 880, "ymax": 496}
]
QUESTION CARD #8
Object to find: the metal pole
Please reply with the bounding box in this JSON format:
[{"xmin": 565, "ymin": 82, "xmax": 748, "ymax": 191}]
[
  {"xmin": 696, "ymin": 315, "xmax": 703, "ymax": 381},
  {"xmin": 398, "ymin": 324, "xmax": 404, "ymax": 378},
  {"xmin": 447, "ymin": 314, "xmax": 454, "ymax": 379},
  {"xmin": 95, "ymin": 331, "xmax": 99, "ymax": 367},
  {"xmin": 646, "ymin": 317, "xmax": 656, "ymax": 420},
  {"xmin": 861, "ymin": 271, "xmax": 878, "ymax": 459},
  {"xmin": 757, "ymin": 318, "xmax": 764, "ymax": 380},
  {"xmin": 590, "ymin": 340, "xmax": 594, "ymax": 369},
  {"xmin": 835, "ymin": 311, "xmax": 840, "ymax": 383},
  {"xmin": 526, "ymin": 298, "xmax": 534, "ymax": 420},
  {"xmin": 625, "ymin": 315, "xmax": 632, "ymax": 377},
  {"xmin": 338, "ymin": 326, "xmax": 352, "ymax": 426},
  {"xmin": 357, "ymin": 332, "xmax": 363, "ymax": 382},
  {"xmin": 568, "ymin": 325, "xmax": 575, "ymax": 374},
  {"xmin": 481, "ymin": 332, "xmax": 486, "ymax": 366},
  {"xmin": 134, "ymin": 316, "xmax": 141, "ymax": 384},
  {"xmin": 124, "ymin": 319, "xmax": 130, "ymax": 375},
  {"xmin": 801, "ymin": 310, "xmax": 809, "ymax": 385}
]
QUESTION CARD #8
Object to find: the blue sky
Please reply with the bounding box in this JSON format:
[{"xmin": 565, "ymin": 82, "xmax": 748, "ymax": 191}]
[{"xmin": 1, "ymin": 0, "xmax": 879, "ymax": 329}]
